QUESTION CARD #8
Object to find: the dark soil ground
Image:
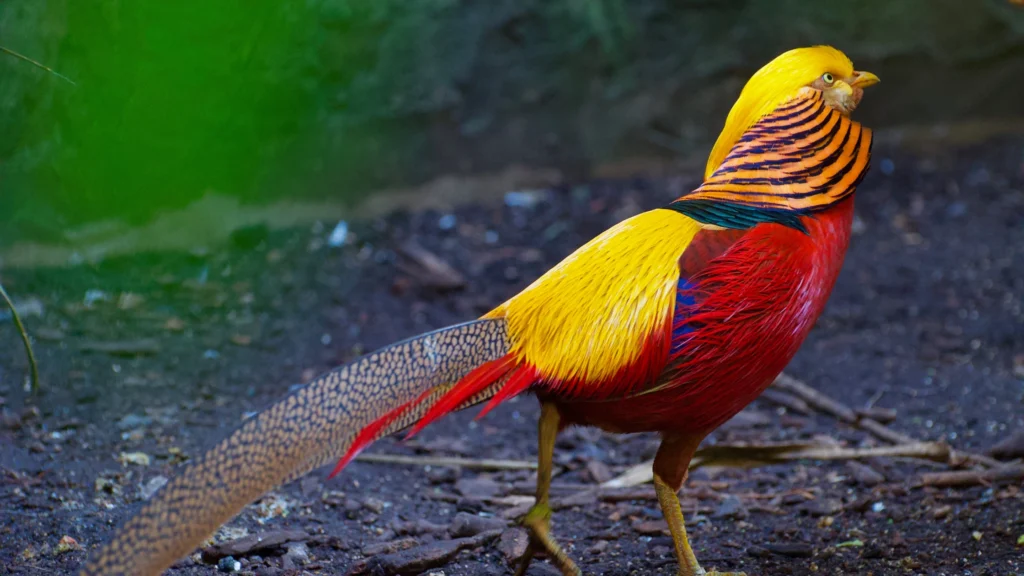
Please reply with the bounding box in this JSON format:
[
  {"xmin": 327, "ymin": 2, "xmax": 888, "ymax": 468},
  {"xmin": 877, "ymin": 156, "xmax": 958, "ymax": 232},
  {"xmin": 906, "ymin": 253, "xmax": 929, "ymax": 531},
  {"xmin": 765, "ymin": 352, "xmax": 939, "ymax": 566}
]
[{"xmin": 1, "ymin": 135, "xmax": 1023, "ymax": 576}]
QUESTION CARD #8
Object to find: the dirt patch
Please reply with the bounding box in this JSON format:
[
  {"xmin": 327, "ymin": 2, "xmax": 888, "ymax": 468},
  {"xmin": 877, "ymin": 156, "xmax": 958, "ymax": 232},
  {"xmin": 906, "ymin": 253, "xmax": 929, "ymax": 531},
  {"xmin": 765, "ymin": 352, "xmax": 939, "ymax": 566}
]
[{"xmin": 1, "ymin": 136, "xmax": 1022, "ymax": 575}]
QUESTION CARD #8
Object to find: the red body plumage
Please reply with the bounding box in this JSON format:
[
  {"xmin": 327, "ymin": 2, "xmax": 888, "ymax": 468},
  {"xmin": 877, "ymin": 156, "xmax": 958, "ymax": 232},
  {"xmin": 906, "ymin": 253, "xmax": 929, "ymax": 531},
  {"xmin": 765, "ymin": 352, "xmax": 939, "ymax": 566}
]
[{"xmin": 554, "ymin": 198, "xmax": 854, "ymax": 435}]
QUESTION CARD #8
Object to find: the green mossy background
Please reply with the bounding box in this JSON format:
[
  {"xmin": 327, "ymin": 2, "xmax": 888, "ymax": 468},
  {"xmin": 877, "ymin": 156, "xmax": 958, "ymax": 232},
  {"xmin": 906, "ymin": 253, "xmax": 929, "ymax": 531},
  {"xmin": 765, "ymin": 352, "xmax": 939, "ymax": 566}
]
[{"xmin": 2, "ymin": 0, "xmax": 1023, "ymax": 245}]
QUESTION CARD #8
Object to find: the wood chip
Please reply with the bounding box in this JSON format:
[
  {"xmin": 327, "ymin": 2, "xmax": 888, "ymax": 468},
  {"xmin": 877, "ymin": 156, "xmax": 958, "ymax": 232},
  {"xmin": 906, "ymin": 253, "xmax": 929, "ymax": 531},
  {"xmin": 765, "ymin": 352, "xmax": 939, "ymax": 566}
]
[
  {"xmin": 346, "ymin": 530, "xmax": 500, "ymax": 575},
  {"xmin": 397, "ymin": 240, "xmax": 466, "ymax": 291},
  {"xmin": 362, "ymin": 537, "xmax": 419, "ymax": 557},
  {"xmin": 201, "ymin": 529, "xmax": 309, "ymax": 562}
]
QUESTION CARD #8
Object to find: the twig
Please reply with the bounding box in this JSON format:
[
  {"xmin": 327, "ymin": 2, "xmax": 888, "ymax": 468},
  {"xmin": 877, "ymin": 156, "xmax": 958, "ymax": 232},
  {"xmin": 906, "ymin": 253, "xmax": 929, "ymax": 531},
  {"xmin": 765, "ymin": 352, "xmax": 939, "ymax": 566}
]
[
  {"xmin": 759, "ymin": 388, "xmax": 812, "ymax": 415},
  {"xmin": 772, "ymin": 373, "xmax": 859, "ymax": 423},
  {"xmin": 397, "ymin": 240, "xmax": 466, "ymax": 291},
  {"xmin": 920, "ymin": 464, "xmax": 1024, "ymax": 487},
  {"xmin": 773, "ymin": 373, "xmax": 999, "ymax": 469},
  {"xmin": 857, "ymin": 417, "xmax": 916, "ymax": 445},
  {"xmin": 354, "ymin": 453, "xmax": 537, "ymax": 471},
  {"xmin": 0, "ymin": 282, "xmax": 40, "ymax": 393},
  {"xmin": 601, "ymin": 441, "xmax": 951, "ymax": 489},
  {"xmin": 694, "ymin": 441, "xmax": 950, "ymax": 467},
  {"xmin": 0, "ymin": 46, "xmax": 76, "ymax": 85}
]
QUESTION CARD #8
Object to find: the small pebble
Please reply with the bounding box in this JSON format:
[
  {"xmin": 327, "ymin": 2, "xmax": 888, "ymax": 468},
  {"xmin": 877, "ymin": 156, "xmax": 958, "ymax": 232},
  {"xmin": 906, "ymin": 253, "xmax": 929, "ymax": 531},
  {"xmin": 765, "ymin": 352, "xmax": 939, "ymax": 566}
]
[
  {"xmin": 437, "ymin": 214, "xmax": 457, "ymax": 230},
  {"xmin": 799, "ymin": 498, "xmax": 843, "ymax": 517},
  {"xmin": 861, "ymin": 543, "xmax": 888, "ymax": 559},
  {"xmin": 217, "ymin": 556, "xmax": 241, "ymax": 572},
  {"xmin": 327, "ymin": 221, "xmax": 349, "ymax": 246},
  {"xmin": 497, "ymin": 528, "xmax": 528, "ymax": 564},
  {"xmin": 282, "ymin": 542, "xmax": 309, "ymax": 569},
  {"xmin": 632, "ymin": 520, "xmax": 669, "ymax": 536},
  {"xmin": 763, "ymin": 542, "xmax": 813, "ymax": 558},
  {"xmin": 650, "ymin": 545, "xmax": 671, "ymax": 557},
  {"xmin": 713, "ymin": 495, "xmax": 749, "ymax": 520},
  {"xmin": 747, "ymin": 545, "xmax": 771, "ymax": 558},
  {"xmin": 846, "ymin": 461, "xmax": 885, "ymax": 486},
  {"xmin": 454, "ymin": 475, "xmax": 501, "ymax": 499},
  {"xmin": 362, "ymin": 497, "xmax": 386, "ymax": 514},
  {"xmin": 449, "ymin": 512, "xmax": 506, "ymax": 538},
  {"xmin": 584, "ymin": 460, "xmax": 612, "ymax": 484},
  {"xmin": 426, "ymin": 466, "xmax": 458, "ymax": 485},
  {"xmin": 587, "ymin": 540, "xmax": 609, "ymax": 555}
]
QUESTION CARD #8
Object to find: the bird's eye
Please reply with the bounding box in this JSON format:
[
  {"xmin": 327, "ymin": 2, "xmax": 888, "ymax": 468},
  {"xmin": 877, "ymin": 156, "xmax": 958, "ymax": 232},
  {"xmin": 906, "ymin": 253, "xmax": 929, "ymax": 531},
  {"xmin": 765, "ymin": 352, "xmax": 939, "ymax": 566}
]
[{"xmin": 822, "ymin": 73, "xmax": 835, "ymax": 84}]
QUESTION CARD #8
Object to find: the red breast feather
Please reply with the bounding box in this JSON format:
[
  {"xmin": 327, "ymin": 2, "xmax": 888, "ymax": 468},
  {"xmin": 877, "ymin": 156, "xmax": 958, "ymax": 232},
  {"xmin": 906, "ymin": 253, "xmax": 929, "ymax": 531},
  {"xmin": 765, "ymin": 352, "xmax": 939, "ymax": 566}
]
[{"xmin": 556, "ymin": 200, "xmax": 854, "ymax": 435}]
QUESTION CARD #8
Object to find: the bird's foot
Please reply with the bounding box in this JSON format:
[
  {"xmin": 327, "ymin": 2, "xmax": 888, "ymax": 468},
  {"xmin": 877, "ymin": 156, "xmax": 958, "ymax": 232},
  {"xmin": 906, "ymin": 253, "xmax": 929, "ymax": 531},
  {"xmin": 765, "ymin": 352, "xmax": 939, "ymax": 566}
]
[
  {"xmin": 696, "ymin": 571, "xmax": 746, "ymax": 576},
  {"xmin": 514, "ymin": 504, "xmax": 581, "ymax": 576}
]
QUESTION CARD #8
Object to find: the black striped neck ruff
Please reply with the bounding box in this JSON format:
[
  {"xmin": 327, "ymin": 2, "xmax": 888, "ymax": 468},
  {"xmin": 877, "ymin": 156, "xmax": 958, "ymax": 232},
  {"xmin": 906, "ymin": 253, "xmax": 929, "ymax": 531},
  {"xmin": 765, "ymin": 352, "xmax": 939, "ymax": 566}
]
[{"xmin": 667, "ymin": 89, "xmax": 873, "ymax": 232}]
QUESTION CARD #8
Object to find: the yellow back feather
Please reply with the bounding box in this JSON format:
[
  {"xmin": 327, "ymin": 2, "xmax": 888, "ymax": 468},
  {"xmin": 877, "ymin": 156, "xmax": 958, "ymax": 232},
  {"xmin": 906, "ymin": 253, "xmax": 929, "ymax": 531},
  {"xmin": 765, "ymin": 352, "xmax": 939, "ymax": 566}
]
[
  {"xmin": 485, "ymin": 210, "xmax": 702, "ymax": 385},
  {"xmin": 705, "ymin": 45, "xmax": 854, "ymax": 178}
]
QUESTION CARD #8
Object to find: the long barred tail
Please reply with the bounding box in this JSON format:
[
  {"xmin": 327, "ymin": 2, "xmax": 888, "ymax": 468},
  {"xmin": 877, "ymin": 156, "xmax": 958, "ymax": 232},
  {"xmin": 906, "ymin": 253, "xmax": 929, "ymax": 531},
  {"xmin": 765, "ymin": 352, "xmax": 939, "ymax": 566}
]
[{"xmin": 80, "ymin": 319, "xmax": 511, "ymax": 576}]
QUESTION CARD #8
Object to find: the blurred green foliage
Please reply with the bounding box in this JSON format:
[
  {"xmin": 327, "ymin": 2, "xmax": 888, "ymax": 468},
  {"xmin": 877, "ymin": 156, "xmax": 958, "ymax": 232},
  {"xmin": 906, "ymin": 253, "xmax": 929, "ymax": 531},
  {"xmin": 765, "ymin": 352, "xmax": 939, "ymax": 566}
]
[
  {"xmin": 0, "ymin": 0, "xmax": 632, "ymax": 241},
  {"xmin": 1, "ymin": 0, "xmax": 1022, "ymax": 246},
  {"xmin": 2, "ymin": 1, "xmax": 320, "ymax": 230}
]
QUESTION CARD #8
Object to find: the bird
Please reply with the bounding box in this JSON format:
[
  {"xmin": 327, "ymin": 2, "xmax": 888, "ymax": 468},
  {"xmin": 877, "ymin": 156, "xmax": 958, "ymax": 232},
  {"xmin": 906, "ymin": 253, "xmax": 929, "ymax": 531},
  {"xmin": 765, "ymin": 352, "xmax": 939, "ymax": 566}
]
[{"xmin": 79, "ymin": 45, "xmax": 878, "ymax": 576}]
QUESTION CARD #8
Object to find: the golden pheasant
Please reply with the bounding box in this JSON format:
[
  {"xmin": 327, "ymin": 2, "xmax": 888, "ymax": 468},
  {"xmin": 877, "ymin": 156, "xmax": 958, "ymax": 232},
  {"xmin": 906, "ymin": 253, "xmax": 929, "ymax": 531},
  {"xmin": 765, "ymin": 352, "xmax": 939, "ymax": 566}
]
[{"xmin": 80, "ymin": 45, "xmax": 878, "ymax": 576}]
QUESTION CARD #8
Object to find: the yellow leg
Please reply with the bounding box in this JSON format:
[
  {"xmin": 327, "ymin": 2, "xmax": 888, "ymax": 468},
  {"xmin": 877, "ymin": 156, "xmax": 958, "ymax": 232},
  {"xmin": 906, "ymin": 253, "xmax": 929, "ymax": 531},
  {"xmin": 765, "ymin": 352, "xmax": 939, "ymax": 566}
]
[
  {"xmin": 515, "ymin": 403, "xmax": 580, "ymax": 576},
  {"xmin": 654, "ymin": 435, "xmax": 746, "ymax": 576}
]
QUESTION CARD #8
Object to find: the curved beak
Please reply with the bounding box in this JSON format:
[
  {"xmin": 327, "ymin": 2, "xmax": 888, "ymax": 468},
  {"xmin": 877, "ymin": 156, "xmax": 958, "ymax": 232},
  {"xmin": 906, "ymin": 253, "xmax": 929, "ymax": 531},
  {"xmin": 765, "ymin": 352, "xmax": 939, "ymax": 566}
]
[{"xmin": 849, "ymin": 70, "xmax": 880, "ymax": 89}]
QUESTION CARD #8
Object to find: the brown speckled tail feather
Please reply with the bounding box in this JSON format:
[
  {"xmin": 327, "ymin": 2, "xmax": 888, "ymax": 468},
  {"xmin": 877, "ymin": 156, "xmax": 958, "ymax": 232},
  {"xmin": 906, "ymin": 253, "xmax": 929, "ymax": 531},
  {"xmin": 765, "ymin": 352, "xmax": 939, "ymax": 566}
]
[{"xmin": 79, "ymin": 319, "xmax": 509, "ymax": 576}]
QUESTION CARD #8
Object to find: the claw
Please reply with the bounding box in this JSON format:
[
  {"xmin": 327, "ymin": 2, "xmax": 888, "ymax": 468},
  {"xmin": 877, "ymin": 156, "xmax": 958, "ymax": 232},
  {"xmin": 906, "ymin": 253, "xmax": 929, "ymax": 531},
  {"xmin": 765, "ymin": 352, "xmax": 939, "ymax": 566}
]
[{"xmin": 515, "ymin": 503, "xmax": 580, "ymax": 576}]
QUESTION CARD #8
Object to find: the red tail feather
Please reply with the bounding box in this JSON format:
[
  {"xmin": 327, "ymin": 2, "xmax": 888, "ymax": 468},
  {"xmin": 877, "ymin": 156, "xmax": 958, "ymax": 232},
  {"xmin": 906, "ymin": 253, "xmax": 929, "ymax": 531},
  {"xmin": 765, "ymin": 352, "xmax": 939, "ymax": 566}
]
[
  {"xmin": 475, "ymin": 366, "xmax": 536, "ymax": 421},
  {"xmin": 405, "ymin": 356, "xmax": 515, "ymax": 439},
  {"xmin": 329, "ymin": 387, "xmax": 435, "ymax": 478}
]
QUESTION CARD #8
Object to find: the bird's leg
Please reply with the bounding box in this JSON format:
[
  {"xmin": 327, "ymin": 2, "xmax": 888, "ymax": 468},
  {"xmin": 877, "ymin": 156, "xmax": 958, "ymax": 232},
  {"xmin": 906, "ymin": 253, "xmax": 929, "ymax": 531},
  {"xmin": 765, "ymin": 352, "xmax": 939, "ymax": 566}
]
[
  {"xmin": 515, "ymin": 402, "xmax": 580, "ymax": 576},
  {"xmin": 653, "ymin": 433, "xmax": 746, "ymax": 576}
]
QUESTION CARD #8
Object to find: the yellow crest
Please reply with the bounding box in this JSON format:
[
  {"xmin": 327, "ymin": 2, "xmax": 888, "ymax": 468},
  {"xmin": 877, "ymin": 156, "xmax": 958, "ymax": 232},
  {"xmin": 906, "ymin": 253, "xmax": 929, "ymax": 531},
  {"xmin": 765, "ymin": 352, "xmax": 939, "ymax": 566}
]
[{"xmin": 705, "ymin": 46, "xmax": 855, "ymax": 178}]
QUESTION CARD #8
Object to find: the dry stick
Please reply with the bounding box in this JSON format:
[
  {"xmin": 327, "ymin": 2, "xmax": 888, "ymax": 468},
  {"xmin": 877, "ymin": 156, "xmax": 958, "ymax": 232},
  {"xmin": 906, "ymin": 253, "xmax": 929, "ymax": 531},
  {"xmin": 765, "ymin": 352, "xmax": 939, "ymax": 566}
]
[
  {"xmin": 0, "ymin": 282, "xmax": 40, "ymax": 393},
  {"xmin": 920, "ymin": 464, "xmax": 1024, "ymax": 488},
  {"xmin": 601, "ymin": 441, "xmax": 952, "ymax": 489},
  {"xmin": 771, "ymin": 373, "xmax": 1000, "ymax": 468},
  {"xmin": 354, "ymin": 453, "xmax": 538, "ymax": 471},
  {"xmin": 0, "ymin": 45, "xmax": 76, "ymax": 85}
]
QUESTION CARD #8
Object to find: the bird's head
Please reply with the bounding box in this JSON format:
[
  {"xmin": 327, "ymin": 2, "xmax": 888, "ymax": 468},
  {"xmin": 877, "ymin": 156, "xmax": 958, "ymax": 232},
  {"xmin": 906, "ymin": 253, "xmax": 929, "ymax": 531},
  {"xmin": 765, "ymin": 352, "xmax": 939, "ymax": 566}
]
[{"xmin": 705, "ymin": 46, "xmax": 879, "ymax": 178}]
